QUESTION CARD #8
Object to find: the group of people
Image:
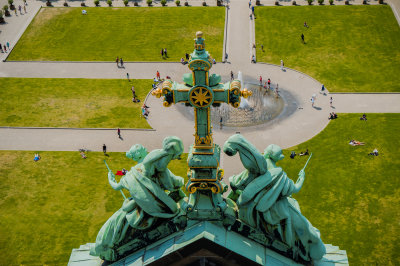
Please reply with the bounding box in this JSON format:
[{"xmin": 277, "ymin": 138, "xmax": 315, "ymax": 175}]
[
  {"xmin": 141, "ymin": 104, "xmax": 150, "ymax": 118},
  {"xmin": 161, "ymin": 48, "xmax": 168, "ymax": 58},
  {"xmin": 360, "ymin": 113, "xmax": 367, "ymax": 121},
  {"xmin": 349, "ymin": 140, "xmax": 365, "ymax": 146},
  {"xmin": 328, "ymin": 112, "xmax": 337, "ymax": 120},
  {"xmin": 115, "ymin": 57, "xmax": 124, "ymax": 68},
  {"xmin": 289, "ymin": 149, "xmax": 309, "ymax": 159},
  {"xmin": 0, "ymin": 42, "xmax": 10, "ymax": 53}
]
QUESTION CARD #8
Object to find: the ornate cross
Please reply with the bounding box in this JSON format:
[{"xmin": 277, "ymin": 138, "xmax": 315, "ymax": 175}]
[{"xmin": 152, "ymin": 32, "xmax": 251, "ymax": 215}]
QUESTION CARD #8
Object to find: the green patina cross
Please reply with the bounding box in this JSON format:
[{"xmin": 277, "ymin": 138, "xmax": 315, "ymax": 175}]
[{"xmin": 152, "ymin": 32, "xmax": 251, "ymax": 201}]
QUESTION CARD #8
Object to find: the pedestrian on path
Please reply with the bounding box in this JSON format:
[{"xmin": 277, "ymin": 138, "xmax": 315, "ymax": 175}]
[
  {"xmin": 251, "ymin": 6, "xmax": 254, "ymax": 14},
  {"xmin": 185, "ymin": 53, "xmax": 189, "ymax": 60},
  {"xmin": 267, "ymin": 78, "xmax": 271, "ymax": 89},
  {"xmin": 225, "ymin": 53, "xmax": 228, "ymax": 63},
  {"xmin": 18, "ymin": 5, "xmax": 22, "ymax": 14},
  {"xmin": 14, "ymin": 8, "xmax": 17, "ymax": 16},
  {"xmin": 127, "ymin": 73, "xmax": 130, "ymax": 81},
  {"xmin": 164, "ymin": 48, "xmax": 168, "ymax": 58},
  {"xmin": 280, "ymin": 59, "xmax": 284, "ymax": 71},
  {"xmin": 7, "ymin": 42, "xmax": 10, "ymax": 50},
  {"xmin": 259, "ymin": 76, "xmax": 262, "ymax": 86},
  {"xmin": 311, "ymin": 94, "xmax": 316, "ymax": 107},
  {"xmin": 275, "ymin": 84, "xmax": 279, "ymax": 98},
  {"xmin": 120, "ymin": 58, "xmax": 124, "ymax": 68},
  {"xmin": 0, "ymin": 44, "xmax": 3, "ymax": 53},
  {"xmin": 320, "ymin": 84, "xmax": 326, "ymax": 95},
  {"xmin": 249, "ymin": 0, "xmax": 251, "ymax": 8},
  {"xmin": 103, "ymin": 144, "xmax": 107, "ymax": 155},
  {"xmin": 230, "ymin": 71, "xmax": 234, "ymax": 81},
  {"xmin": 116, "ymin": 57, "xmax": 119, "ymax": 67},
  {"xmin": 117, "ymin": 128, "xmax": 121, "ymax": 139},
  {"xmin": 24, "ymin": 0, "xmax": 27, "ymax": 5},
  {"xmin": 23, "ymin": 5, "xmax": 26, "ymax": 13},
  {"xmin": 3, "ymin": 45, "xmax": 7, "ymax": 53},
  {"xmin": 131, "ymin": 86, "xmax": 136, "ymax": 97},
  {"xmin": 156, "ymin": 70, "xmax": 160, "ymax": 80},
  {"xmin": 330, "ymin": 97, "xmax": 333, "ymax": 108},
  {"xmin": 161, "ymin": 48, "xmax": 164, "ymax": 58},
  {"xmin": 220, "ymin": 117, "xmax": 223, "ymax": 130},
  {"xmin": 301, "ymin": 33, "xmax": 305, "ymax": 44}
]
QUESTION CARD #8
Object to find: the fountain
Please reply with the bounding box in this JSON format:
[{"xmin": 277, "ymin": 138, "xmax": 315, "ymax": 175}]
[{"xmin": 176, "ymin": 71, "xmax": 288, "ymax": 128}]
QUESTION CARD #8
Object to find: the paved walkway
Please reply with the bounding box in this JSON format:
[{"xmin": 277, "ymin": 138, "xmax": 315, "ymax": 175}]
[{"xmin": 0, "ymin": 0, "xmax": 399, "ymax": 179}]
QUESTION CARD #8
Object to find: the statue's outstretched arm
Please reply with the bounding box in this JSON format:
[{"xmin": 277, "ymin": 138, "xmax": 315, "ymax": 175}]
[
  {"xmin": 293, "ymin": 169, "xmax": 305, "ymax": 194},
  {"xmin": 108, "ymin": 170, "xmax": 123, "ymax": 191},
  {"xmin": 223, "ymin": 134, "xmax": 268, "ymax": 175}
]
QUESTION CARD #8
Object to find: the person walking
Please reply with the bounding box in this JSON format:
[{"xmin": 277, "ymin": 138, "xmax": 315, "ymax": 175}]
[
  {"xmin": 185, "ymin": 53, "xmax": 189, "ymax": 60},
  {"xmin": 259, "ymin": 76, "xmax": 262, "ymax": 86},
  {"xmin": 230, "ymin": 71, "xmax": 234, "ymax": 81},
  {"xmin": 120, "ymin": 58, "xmax": 124, "ymax": 68},
  {"xmin": 131, "ymin": 86, "xmax": 136, "ymax": 97},
  {"xmin": 330, "ymin": 97, "xmax": 333, "ymax": 108},
  {"xmin": 280, "ymin": 59, "xmax": 284, "ymax": 71},
  {"xmin": 267, "ymin": 78, "xmax": 271, "ymax": 89},
  {"xmin": 161, "ymin": 48, "xmax": 164, "ymax": 58},
  {"xmin": 126, "ymin": 73, "xmax": 130, "ymax": 81},
  {"xmin": 164, "ymin": 48, "xmax": 168, "ymax": 57},
  {"xmin": 261, "ymin": 44, "xmax": 264, "ymax": 52},
  {"xmin": 103, "ymin": 144, "xmax": 107, "ymax": 155},
  {"xmin": 0, "ymin": 44, "xmax": 3, "ymax": 53},
  {"xmin": 249, "ymin": 0, "xmax": 251, "ymax": 8},
  {"xmin": 301, "ymin": 33, "xmax": 305, "ymax": 43},
  {"xmin": 117, "ymin": 128, "xmax": 121, "ymax": 139},
  {"xmin": 23, "ymin": 5, "xmax": 26, "ymax": 13},
  {"xmin": 3, "ymin": 45, "xmax": 7, "ymax": 53},
  {"xmin": 18, "ymin": 5, "xmax": 22, "ymax": 14},
  {"xmin": 116, "ymin": 57, "xmax": 119, "ymax": 67},
  {"xmin": 320, "ymin": 84, "xmax": 326, "ymax": 95},
  {"xmin": 220, "ymin": 117, "xmax": 223, "ymax": 130},
  {"xmin": 156, "ymin": 71, "xmax": 160, "ymax": 80}
]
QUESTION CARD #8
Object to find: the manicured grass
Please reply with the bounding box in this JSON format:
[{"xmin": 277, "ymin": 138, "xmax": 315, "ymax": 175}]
[
  {"xmin": 0, "ymin": 78, "xmax": 152, "ymax": 128},
  {"xmin": 279, "ymin": 114, "xmax": 400, "ymax": 265},
  {"xmin": 9, "ymin": 7, "xmax": 225, "ymax": 62},
  {"xmin": 255, "ymin": 6, "xmax": 400, "ymax": 92},
  {"xmin": 0, "ymin": 150, "xmax": 188, "ymax": 265}
]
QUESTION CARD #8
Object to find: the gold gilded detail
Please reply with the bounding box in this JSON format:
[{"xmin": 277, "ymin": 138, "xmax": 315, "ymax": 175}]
[
  {"xmin": 151, "ymin": 88, "xmax": 163, "ymax": 98},
  {"xmin": 240, "ymin": 88, "xmax": 253, "ymax": 98},
  {"xmin": 190, "ymin": 87, "xmax": 212, "ymax": 108}
]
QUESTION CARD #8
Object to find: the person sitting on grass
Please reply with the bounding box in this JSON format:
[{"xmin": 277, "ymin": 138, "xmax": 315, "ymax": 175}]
[
  {"xmin": 360, "ymin": 113, "xmax": 367, "ymax": 121},
  {"xmin": 349, "ymin": 140, "xmax": 365, "ymax": 146},
  {"xmin": 368, "ymin": 148, "xmax": 379, "ymax": 156},
  {"xmin": 34, "ymin": 153, "xmax": 41, "ymax": 162},
  {"xmin": 299, "ymin": 149, "xmax": 309, "ymax": 156},
  {"xmin": 80, "ymin": 151, "xmax": 87, "ymax": 159}
]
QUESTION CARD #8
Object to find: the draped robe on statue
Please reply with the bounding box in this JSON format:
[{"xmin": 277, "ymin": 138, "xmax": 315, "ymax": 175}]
[{"xmin": 90, "ymin": 149, "xmax": 184, "ymax": 261}]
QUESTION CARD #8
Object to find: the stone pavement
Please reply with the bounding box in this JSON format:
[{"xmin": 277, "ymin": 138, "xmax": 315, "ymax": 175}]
[{"xmin": 0, "ymin": 0, "xmax": 399, "ymax": 179}]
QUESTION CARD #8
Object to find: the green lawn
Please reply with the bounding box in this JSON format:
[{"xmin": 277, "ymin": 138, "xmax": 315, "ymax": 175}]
[
  {"xmin": 255, "ymin": 6, "xmax": 400, "ymax": 92},
  {"xmin": 279, "ymin": 113, "xmax": 400, "ymax": 265},
  {"xmin": 0, "ymin": 114, "xmax": 398, "ymax": 265},
  {"xmin": 9, "ymin": 7, "xmax": 225, "ymax": 62},
  {"xmin": 0, "ymin": 78, "xmax": 152, "ymax": 128},
  {"xmin": 0, "ymin": 150, "xmax": 188, "ymax": 265}
]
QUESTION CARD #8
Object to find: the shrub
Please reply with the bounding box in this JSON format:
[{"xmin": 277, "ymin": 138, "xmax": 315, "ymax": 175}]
[
  {"xmin": 362, "ymin": 0, "xmax": 367, "ymax": 4},
  {"xmin": 216, "ymin": 0, "xmax": 222, "ymax": 6},
  {"xmin": 307, "ymin": 0, "xmax": 313, "ymax": 5},
  {"xmin": 175, "ymin": 0, "xmax": 180, "ymax": 5},
  {"xmin": 8, "ymin": 0, "xmax": 13, "ymax": 5},
  {"xmin": 318, "ymin": 0, "xmax": 323, "ymax": 4},
  {"xmin": 184, "ymin": 1, "xmax": 188, "ymax": 5},
  {"xmin": 202, "ymin": 1, "xmax": 206, "ymax": 6},
  {"xmin": 275, "ymin": 1, "xmax": 279, "ymax": 5},
  {"xmin": 3, "ymin": 4, "xmax": 8, "ymax": 11},
  {"xmin": 94, "ymin": 0, "xmax": 99, "ymax": 5},
  {"xmin": 107, "ymin": 0, "xmax": 112, "ymax": 6},
  {"xmin": 46, "ymin": 0, "xmax": 52, "ymax": 6},
  {"xmin": 292, "ymin": 0, "xmax": 296, "ymax": 5},
  {"xmin": 378, "ymin": 0, "xmax": 383, "ymax": 3},
  {"xmin": 134, "ymin": 1, "xmax": 138, "ymax": 5},
  {"xmin": 124, "ymin": 0, "xmax": 129, "ymax": 5},
  {"xmin": 329, "ymin": 0, "xmax": 333, "ymax": 4},
  {"xmin": 161, "ymin": 0, "xmax": 166, "ymax": 5},
  {"xmin": 256, "ymin": 0, "xmax": 260, "ymax": 5},
  {"xmin": 81, "ymin": 2, "xmax": 86, "ymax": 6},
  {"xmin": 147, "ymin": 0, "xmax": 152, "ymax": 6},
  {"xmin": 345, "ymin": 0, "xmax": 349, "ymax": 4},
  {"xmin": 63, "ymin": 1, "xmax": 68, "ymax": 6},
  {"xmin": 0, "ymin": 10, "xmax": 3, "ymax": 23}
]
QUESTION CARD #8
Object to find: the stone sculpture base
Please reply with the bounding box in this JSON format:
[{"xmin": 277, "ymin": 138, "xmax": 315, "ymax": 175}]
[{"xmin": 68, "ymin": 221, "xmax": 348, "ymax": 266}]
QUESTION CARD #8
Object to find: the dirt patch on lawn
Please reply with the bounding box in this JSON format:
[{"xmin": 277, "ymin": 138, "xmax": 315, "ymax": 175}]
[{"xmin": 34, "ymin": 8, "xmax": 74, "ymax": 28}]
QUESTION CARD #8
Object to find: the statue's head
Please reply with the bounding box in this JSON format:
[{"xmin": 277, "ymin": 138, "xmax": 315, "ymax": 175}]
[
  {"xmin": 196, "ymin": 31, "xmax": 203, "ymax": 39},
  {"xmin": 126, "ymin": 144, "xmax": 147, "ymax": 163},
  {"xmin": 264, "ymin": 144, "xmax": 284, "ymax": 162},
  {"xmin": 162, "ymin": 136, "xmax": 184, "ymax": 160}
]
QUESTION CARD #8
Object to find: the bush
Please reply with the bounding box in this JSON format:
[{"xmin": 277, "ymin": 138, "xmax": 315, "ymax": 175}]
[
  {"xmin": 345, "ymin": 0, "xmax": 349, "ymax": 4},
  {"xmin": 134, "ymin": 1, "xmax": 138, "ymax": 5},
  {"xmin": 202, "ymin": 1, "xmax": 206, "ymax": 6},
  {"xmin": 307, "ymin": 0, "xmax": 313, "ymax": 5},
  {"xmin": 329, "ymin": 0, "xmax": 333, "ymax": 4},
  {"xmin": 275, "ymin": 1, "xmax": 279, "ymax": 5},
  {"xmin": 147, "ymin": 0, "xmax": 152, "ymax": 6},
  {"xmin": 318, "ymin": 0, "xmax": 323, "ymax": 4},
  {"xmin": 63, "ymin": 1, "xmax": 68, "ymax": 6},
  {"xmin": 216, "ymin": 0, "xmax": 222, "ymax": 6},
  {"xmin": 7, "ymin": 0, "xmax": 13, "ymax": 5},
  {"xmin": 378, "ymin": 0, "xmax": 383, "ymax": 3},
  {"xmin": 81, "ymin": 2, "xmax": 86, "ymax": 6},
  {"xmin": 3, "ymin": 4, "xmax": 8, "ymax": 11},
  {"xmin": 94, "ymin": 0, "xmax": 99, "ymax": 5},
  {"xmin": 184, "ymin": 1, "xmax": 188, "ymax": 5},
  {"xmin": 107, "ymin": 0, "xmax": 112, "ymax": 6},
  {"xmin": 292, "ymin": 0, "xmax": 296, "ymax": 5},
  {"xmin": 175, "ymin": 0, "xmax": 180, "ymax": 5},
  {"xmin": 256, "ymin": 0, "xmax": 260, "ymax": 5},
  {"xmin": 362, "ymin": 0, "xmax": 367, "ymax": 4},
  {"xmin": 46, "ymin": 0, "xmax": 52, "ymax": 6},
  {"xmin": 161, "ymin": 0, "xmax": 167, "ymax": 6},
  {"xmin": 0, "ymin": 10, "xmax": 3, "ymax": 23},
  {"xmin": 124, "ymin": 0, "xmax": 129, "ymax": 5}
]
